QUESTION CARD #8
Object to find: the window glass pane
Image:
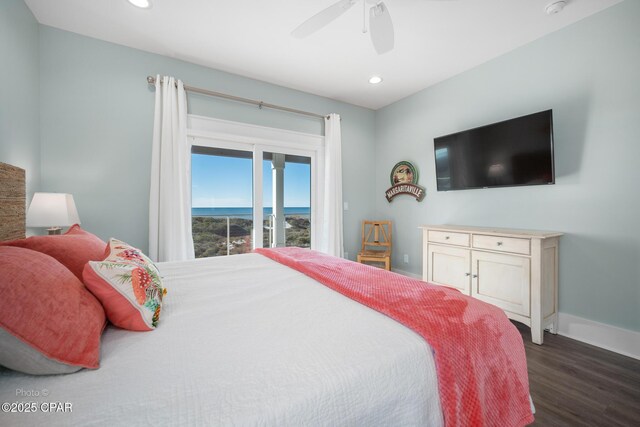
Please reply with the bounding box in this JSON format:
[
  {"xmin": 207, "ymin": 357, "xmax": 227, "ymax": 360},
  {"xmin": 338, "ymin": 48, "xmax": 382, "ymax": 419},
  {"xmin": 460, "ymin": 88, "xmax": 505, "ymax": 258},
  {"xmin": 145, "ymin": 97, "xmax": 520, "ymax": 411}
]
[
  {"xmin": 191, "ymin": 149, "xmax": 253, "ymax": 258},
  {"xmin": 263, "ymin": 152, "xmax": 311, "ymax": 248}
]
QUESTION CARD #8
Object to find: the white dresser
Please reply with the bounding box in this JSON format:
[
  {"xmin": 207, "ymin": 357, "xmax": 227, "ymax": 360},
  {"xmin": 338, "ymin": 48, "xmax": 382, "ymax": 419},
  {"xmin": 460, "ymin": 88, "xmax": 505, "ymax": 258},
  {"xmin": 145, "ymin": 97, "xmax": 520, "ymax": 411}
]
[{"xmin": 421, "ymin": 225, "xmax": 562, "ymax": 344}]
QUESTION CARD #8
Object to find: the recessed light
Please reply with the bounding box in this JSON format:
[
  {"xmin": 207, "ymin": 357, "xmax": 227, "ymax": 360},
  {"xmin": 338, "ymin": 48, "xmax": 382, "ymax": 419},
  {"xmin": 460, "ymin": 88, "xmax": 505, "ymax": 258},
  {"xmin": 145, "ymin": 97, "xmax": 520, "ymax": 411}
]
[
  {"xmin": 369, "ymin": 76, "xmax": 383, "ymax": 84},
  {"xmin": 128, "ymin": 0, "xmax": 151, "ymax": 9}
]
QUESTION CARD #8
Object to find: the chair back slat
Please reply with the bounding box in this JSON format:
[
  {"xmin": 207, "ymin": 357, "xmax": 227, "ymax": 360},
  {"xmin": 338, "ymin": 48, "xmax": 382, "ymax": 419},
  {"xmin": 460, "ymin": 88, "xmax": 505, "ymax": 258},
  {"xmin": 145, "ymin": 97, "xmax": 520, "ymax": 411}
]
[
  {"xmin": 358, "ymin": 220, "xmax": 392, "ymax": 270},
  {"xmin": 361, "ymin": 220, "xmax": 392, "ymax": 251}
]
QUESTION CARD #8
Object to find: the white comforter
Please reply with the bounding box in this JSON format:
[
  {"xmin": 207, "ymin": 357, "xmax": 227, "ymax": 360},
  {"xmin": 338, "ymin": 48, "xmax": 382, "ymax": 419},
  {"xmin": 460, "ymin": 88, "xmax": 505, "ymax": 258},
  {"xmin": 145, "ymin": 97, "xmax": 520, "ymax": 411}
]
[{"xmin": 0, "ymin": 253, "xmax": 443, "ymax": 426}]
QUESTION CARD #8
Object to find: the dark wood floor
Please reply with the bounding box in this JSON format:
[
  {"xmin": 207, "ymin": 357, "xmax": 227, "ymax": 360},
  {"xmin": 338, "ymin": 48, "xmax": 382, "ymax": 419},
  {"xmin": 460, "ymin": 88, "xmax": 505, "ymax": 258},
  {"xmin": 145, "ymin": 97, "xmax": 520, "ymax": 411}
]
[{"xmin": 514, "ymin": 321, "xmax": 640, "ymax": 426}]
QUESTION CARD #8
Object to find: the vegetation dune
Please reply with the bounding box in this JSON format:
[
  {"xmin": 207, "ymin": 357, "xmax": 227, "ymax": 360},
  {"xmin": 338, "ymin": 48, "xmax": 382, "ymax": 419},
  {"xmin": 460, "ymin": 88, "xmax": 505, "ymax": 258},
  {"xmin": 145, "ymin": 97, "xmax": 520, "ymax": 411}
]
[{"xmin": 192, "ymin": 216, "xmax": 310, "ymax": 258}]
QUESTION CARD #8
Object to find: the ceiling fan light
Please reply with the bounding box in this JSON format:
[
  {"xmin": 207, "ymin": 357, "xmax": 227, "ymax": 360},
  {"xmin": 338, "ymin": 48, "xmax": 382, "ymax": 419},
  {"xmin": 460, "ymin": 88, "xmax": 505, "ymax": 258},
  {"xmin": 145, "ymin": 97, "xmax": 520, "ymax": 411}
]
[
  {"xmin": 369, "ymin": 76, "xmax": 383, "ymax": 84},
  {"xmin": 127, "ymin": 0, "xmax": 151, "ymax": 9}
]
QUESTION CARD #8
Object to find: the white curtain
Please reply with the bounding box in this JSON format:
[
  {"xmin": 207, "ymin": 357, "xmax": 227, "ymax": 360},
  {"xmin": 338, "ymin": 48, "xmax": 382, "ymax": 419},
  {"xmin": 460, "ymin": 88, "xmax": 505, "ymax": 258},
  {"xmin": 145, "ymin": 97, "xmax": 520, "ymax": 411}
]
[
  {"xmin": 149, "ymin": 75, "xmax": 195, "ymax": 262},
  {"xmin": 318, "ymin": 113, "xmax": 344, "ymax": 257}
]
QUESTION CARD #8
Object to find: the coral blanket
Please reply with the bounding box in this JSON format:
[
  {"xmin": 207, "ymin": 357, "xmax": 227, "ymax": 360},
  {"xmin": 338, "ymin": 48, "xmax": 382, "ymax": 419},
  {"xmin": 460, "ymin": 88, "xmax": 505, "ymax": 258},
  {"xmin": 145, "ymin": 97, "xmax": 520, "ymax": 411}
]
[{"xmin": 255, "ymin": 247, "xmax": 534, "ymax": 427}]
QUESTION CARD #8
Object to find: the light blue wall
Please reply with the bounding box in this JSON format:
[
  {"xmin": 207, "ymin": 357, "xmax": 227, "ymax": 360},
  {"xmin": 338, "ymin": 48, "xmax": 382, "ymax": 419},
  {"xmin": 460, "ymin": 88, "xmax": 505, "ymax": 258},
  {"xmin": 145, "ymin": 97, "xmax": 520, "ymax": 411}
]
[
  {"xmin": 38, "ymin": 26, "xmax": 376, "ymax": 257},
  {"xmin": 375, "ymin": 1, "xmax": 640, "ymax": 331},
  {"xmin": 0, "ymin": 0, "xmax": 40, "ymax": 198}
]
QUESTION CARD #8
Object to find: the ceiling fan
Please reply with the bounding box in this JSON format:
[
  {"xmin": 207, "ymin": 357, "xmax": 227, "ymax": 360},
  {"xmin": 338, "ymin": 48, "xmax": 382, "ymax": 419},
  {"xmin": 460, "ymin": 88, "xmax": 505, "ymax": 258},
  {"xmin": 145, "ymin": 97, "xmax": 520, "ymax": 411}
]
[
  {"xmin": 292, "ymin": 0, "xmax": 395, "ymax": 55},
  {"xmin": 292, "ymin": 0, "xmax": 456, "ymax": 55}
]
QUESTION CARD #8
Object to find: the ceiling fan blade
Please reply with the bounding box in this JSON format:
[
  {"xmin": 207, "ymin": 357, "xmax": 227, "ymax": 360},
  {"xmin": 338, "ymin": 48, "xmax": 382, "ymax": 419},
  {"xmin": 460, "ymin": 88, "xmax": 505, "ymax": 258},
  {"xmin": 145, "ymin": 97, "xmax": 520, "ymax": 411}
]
[
  {"xmin": 369, "ymin": 2, "xmax": 394, "ymax": 54},
  {"xmin": 292, "ymin": 0, "xmax": 357, "ymax": 38}
]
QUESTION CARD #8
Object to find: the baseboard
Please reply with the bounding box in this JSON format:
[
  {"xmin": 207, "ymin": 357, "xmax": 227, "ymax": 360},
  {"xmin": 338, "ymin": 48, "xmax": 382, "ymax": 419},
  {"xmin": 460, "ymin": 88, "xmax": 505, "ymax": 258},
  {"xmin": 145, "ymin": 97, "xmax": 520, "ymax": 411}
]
[
  {"xmin": 391, "ymin": 267, "xmax": 422, "ymax": 280},
  {"xmin": 557, "ymin": 312, "xmax": 640, "ymax": 360}
]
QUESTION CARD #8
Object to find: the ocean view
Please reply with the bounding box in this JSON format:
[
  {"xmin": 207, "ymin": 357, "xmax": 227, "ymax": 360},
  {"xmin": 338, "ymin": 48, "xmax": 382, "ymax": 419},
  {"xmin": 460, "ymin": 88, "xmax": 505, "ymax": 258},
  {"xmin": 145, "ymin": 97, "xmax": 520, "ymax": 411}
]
[{"xmin": 192, "ymin": 207, "xmax": 310, "ymax": 219}]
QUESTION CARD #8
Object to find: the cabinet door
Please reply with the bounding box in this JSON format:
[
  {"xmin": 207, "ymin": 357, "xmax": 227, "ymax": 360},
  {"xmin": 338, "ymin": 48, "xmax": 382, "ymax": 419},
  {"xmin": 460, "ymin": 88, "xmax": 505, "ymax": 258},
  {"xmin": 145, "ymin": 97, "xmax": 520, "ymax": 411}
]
[
  {"xmin": 427, "ymin": 245, "xmax": 471, "ymax": 294},
  {"xmin": 471, "ymin": 251, "xmax": 530, "ymax": 316}
]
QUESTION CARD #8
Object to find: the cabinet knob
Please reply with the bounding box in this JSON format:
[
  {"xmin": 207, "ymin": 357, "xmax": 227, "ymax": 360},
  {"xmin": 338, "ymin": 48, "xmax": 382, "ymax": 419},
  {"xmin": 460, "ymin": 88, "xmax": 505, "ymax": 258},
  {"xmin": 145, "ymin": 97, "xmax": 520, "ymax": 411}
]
[
  {"xmin": 472, "ymin": 274, "xmax": 478, "ymax": 278},
  {"xmin": 496, "ymin": 241, "xmax": 503, "ymax": 246},
  {"xmin": 445, "ymin": 236, "xmax": 450, "ymax": 240},
  {"xmin": 465, "ymin": 273, "xmax": 471, "ymax": 277}
]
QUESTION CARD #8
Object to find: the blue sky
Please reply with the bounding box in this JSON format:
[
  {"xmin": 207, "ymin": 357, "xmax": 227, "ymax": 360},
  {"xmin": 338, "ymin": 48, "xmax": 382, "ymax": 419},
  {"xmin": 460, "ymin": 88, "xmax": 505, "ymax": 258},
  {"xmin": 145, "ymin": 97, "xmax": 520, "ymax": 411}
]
[{"xmin": 192, "ymin": 153, "xmax": 310, "ymax": 208}]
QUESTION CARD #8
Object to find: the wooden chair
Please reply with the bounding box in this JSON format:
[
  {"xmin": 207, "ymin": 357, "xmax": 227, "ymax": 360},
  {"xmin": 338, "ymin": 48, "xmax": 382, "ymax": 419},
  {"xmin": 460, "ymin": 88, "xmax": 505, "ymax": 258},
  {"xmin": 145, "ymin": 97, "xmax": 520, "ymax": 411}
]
[{"xmin": 357, "ymin": 220, "xmax": 392, "ymax": 270}]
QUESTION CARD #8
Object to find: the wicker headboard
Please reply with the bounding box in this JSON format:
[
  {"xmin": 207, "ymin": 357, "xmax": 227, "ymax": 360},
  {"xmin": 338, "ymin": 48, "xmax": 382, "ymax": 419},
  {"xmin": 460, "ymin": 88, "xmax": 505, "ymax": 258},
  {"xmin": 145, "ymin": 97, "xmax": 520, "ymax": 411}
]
[{"xmin": 0, "ymin": 162, "xmax": 26, "ymax": 241}]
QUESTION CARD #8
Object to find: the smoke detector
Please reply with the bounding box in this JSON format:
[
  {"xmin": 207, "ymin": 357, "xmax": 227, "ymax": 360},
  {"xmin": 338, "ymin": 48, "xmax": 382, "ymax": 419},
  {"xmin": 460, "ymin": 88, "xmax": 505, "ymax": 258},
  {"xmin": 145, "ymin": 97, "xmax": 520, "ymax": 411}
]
[{"xmin": 545, "ymin": 1, "xmax": 567, "ymax": 15}]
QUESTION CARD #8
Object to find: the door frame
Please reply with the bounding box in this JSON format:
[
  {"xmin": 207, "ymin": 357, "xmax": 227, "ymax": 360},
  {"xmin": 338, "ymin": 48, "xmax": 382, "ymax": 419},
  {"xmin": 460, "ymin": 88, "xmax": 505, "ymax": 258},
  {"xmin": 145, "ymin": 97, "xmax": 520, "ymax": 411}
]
[{"xmin": 187, "ymin": 115, "xmax": 324, "ymax": 250}]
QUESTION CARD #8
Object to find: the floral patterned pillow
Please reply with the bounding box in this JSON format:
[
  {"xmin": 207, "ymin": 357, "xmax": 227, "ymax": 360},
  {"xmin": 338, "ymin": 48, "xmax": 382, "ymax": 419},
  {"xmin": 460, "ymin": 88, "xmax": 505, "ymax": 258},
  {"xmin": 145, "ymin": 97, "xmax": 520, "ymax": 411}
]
[
  {"xmin": 110, "ymin": 239, "xmax": 155, "ymax": 265},
  {"xmin": 83, "ymin": 239, "xmax": 166, "ymax": 331}
]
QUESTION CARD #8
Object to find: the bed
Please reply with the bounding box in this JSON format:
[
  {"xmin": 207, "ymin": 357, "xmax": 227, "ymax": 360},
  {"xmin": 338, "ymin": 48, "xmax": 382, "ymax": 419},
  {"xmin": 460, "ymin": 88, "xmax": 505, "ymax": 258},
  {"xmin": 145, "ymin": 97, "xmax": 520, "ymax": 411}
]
[{"xmin": 0, "ymin": 162, "xmax": 533, "ymax": 426}]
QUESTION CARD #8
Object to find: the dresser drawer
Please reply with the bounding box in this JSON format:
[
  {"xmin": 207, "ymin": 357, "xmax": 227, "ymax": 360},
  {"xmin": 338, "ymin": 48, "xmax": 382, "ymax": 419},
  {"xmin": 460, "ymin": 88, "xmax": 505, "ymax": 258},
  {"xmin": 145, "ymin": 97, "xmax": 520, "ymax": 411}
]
[
  {"xmin": 472, "ymin": 234, "xmax": 530, "ymax": 255},
  {"xmin": 428, "ymin": 230, "xmax": 470, "ymax": 247}
]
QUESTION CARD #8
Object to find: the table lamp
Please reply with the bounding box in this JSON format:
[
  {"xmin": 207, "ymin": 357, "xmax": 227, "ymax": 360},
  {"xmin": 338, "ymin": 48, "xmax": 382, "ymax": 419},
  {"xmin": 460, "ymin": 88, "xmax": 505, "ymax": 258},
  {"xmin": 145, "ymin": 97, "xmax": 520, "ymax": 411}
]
[{"xmin": 26, "ymin": 193, "xmax": 81, "ymax": 235}]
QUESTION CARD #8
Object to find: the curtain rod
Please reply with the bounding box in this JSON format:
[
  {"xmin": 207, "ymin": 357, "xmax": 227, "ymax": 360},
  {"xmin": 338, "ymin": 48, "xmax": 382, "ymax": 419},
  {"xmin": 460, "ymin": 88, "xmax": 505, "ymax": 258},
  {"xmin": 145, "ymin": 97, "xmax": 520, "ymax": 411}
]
[{"xmin": 146, "ymin": 76, "xmax": 327, "ymax": 120}]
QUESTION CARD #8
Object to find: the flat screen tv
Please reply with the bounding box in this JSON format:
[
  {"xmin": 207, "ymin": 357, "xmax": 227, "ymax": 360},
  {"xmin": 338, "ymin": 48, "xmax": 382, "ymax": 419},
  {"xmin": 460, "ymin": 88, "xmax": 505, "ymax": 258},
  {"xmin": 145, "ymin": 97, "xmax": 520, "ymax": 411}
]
[{"xmin": 434, "ymin": 110, "xmax": 555, "ymax": 191}]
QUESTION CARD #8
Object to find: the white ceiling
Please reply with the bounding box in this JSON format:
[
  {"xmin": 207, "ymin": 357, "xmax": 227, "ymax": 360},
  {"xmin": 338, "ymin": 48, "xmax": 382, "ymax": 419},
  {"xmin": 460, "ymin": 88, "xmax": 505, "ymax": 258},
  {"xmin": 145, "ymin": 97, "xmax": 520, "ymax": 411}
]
[{"xmin": 25, "ymin": 0, "xmax": 622, "ymax": 110}]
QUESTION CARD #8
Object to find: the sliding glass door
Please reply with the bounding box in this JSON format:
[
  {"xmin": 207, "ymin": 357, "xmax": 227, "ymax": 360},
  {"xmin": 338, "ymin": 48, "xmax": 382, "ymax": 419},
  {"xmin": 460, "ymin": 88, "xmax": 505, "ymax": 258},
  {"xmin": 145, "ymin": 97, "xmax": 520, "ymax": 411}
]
[{"xmin": 191, "ymin": 143, "xmax": 315, "ymax": 258}]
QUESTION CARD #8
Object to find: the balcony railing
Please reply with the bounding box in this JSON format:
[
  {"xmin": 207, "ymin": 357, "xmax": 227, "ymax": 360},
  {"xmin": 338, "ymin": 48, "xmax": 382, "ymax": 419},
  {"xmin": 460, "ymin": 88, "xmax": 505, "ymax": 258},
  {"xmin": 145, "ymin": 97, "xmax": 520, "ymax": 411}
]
[{"xmin": 192, "ymin": 213, "xmax": 310, "ymax": 258}]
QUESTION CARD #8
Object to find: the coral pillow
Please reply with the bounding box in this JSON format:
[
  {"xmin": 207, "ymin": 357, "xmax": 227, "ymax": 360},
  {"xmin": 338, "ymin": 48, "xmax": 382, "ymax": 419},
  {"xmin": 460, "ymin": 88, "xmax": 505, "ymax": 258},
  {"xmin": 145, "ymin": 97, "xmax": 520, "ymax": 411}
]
[
  {"xmin": 0, "ymin": 246, "xmax": 106, "ymax": 375},
  {"xmin": 0, "ymin": 224, "xmax": 106, "ymax": 281},
  {"xmin": 83, "ymin": 239, "xmax": 166, "ymax": 331}
]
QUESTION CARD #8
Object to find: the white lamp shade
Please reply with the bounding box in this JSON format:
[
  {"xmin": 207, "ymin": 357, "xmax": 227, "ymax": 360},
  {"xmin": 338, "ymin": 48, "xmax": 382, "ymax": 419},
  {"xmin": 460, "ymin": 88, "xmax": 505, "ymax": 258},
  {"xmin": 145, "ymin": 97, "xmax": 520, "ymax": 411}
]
[{"xmin": 26, "ymin": 193, "xmax": 81, "ymax": 227}]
